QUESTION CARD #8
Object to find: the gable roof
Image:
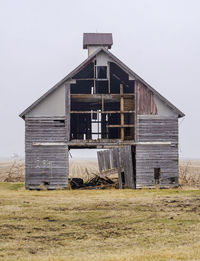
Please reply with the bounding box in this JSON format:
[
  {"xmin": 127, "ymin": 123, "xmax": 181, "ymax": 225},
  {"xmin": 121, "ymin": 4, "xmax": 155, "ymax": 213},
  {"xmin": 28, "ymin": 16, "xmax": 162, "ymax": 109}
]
[
  {"xmin": 83, "ymin": 33, "xmax": 113, "ymax": 49},
  {"xmin": 19, "ymin": 47, "xmax": 185, "ymax": 118}
]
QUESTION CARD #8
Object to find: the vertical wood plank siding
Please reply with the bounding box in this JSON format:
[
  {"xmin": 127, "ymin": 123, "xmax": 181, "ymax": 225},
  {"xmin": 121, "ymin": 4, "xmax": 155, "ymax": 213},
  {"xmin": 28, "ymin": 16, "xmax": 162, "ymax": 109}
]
[
  {"xmin": 136, "ymin": 116, "xmax": 179, "ymax": 188},
  {"xmin": 25, "ymin": 119, "xmax": 68, "ymax": 189},
  {"xmin": 137, "ymin": 82, "xmax": 157, "ymax": 115},
  {"xmin": 97, "ymin": 146, "xmax": 135, "ymax": 189}
]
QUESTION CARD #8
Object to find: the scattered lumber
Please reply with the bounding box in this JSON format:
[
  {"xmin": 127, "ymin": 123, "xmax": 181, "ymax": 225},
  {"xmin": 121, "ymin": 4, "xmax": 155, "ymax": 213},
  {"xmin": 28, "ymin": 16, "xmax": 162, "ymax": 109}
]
[
  {"xmin": 69, "ymin": 178, "xmax": 84, "ymax": 189},
  {"xmin": 69, "ymin": 175, "xmax": 118, "ymax": 189}
]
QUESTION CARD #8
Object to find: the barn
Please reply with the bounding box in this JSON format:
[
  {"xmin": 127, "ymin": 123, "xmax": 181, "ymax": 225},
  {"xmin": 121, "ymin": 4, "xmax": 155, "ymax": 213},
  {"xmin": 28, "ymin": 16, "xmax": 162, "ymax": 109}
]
[{"xmin": 19, "ymin": 33, "xmax": 185, "ymax": 189}]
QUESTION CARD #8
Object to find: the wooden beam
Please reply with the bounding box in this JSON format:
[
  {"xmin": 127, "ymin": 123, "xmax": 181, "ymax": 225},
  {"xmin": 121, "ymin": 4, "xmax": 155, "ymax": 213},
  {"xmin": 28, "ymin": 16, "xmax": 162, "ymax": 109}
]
[
  {"xmin": 120, "ymin": 84, "xmax": 124, "ymax": 140},
  {"xmin": 70, "ymin": 111, "xmax": 135, "ymax": 114},
  {"xmin": 25, "ymin": 116, "xmax": 66, "ymax": 120},
  {"xmin": 114, "ymin": 148, "xmax": 123, "ymax": 189},
  {"xmin": 68, "ymin": 141, "xmax": 136, "ymax": 147},
  {"xmin": 72, "ymin": 78, "xmax": 95, "ymax": 81},
  {"xmin": 102, "ymin": 96, "xmax": 104, "ymax": 112},
  {"xmin": 32, "ymin": 142, "xmax": 66, "ymax": 146},
  {"xmin": 108, "ymin": 62, "xmax": 111, "ymax": 94},
  {"xmin": 67, "ymin": 140, "xmax": 172, "ymax": 147},
  {"xmin": 71, "ymin": 94, "xmax": 135, "ymax": 99},
  {"xmin": 134, "ymin": 80, "xmax": 138, "ymax": 142},
  {"xmin": 137, "ymin": 142, "xmax": 172, "ymax": 145},
  {"xmin": 107, "ymin": 124, "xmax": 135, "ymax": 128}
]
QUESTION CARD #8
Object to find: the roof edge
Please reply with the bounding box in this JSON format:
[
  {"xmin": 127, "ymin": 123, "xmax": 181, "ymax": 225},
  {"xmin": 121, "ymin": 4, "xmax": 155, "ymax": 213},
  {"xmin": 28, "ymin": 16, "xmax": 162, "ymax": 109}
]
[
  {"xmin": 101, "ymin": 48, "xmax": 185, "ymax": 118},
  {"xmin": 19, "ymin": 47, "xmax": 105, "ymax": 119},
  {"xmin": 19, "ymin": 47, "xmax": 185, "ymax": 119}
]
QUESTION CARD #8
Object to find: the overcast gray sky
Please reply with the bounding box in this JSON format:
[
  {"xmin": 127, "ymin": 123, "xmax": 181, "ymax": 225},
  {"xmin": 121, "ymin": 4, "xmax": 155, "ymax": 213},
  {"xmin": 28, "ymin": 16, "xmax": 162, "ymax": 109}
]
[{"xmin": 0, "ymin": 0, "xmax": 199, "ymax": 159}]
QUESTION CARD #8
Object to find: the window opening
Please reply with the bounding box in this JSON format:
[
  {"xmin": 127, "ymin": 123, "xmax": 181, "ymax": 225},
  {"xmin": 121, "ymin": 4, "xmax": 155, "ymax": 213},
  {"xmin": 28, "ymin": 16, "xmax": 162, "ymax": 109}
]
[{"xmin": 96, "ymin": 66, "xmax": 107, "ymax": 79}]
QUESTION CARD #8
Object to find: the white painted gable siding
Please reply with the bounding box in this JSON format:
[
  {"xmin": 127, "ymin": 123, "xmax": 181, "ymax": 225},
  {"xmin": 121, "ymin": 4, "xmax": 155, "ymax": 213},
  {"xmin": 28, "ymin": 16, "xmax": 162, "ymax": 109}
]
[{"xmin": 26, "ymin": 84, "xmax": 65, "ymax": 117}]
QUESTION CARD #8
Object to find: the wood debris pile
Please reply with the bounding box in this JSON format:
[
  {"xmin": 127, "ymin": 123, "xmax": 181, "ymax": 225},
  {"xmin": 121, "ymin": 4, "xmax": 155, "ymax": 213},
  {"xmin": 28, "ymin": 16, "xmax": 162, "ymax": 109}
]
[{"xmin": 69, "ymin": 175, "xmax": 118, "ymax": 189}]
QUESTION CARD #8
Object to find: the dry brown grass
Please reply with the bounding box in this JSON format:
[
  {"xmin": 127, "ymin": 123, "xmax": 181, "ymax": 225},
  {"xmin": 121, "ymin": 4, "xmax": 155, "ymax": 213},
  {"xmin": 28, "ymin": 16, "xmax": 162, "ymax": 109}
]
[
  {"xmin": 0, "ymin": 159, "xmax": 200, "ymax": 185},
  {"xmin": 179, "ymin": 160, "xmax": 200, "ymax": 185},
  {"xmin": 0, "ymin": 184, "xmax": 200, "ymax": 260},
  {"xmin": 0, "ymin": 160, "xmax": 25, "ymax": 182}
]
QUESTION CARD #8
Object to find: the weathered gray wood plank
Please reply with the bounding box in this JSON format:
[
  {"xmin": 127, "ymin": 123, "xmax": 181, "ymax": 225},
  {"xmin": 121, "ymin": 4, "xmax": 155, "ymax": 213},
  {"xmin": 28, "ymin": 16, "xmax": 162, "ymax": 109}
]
[{"xmin": 25, "ymin": 119, "xmax": 68, "ymax": 189}]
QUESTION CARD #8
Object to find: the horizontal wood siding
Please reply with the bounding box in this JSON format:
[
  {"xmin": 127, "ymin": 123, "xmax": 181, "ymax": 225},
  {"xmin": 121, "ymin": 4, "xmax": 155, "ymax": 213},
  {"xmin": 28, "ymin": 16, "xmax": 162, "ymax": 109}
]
[
  {"xmin": 25, "ymin": 119, "xmax": 68, "ymax": 189},
  {"xmin": 137, "ymin": 116, "xmax": 178, "ymax": 142},
  {"xmin": 136, "ymin": 116, "xmax": 178, "ymax": 188}
]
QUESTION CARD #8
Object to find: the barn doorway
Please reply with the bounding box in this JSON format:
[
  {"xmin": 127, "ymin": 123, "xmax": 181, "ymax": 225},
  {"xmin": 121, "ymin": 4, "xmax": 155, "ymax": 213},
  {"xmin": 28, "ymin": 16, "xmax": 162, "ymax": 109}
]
[
  {"xmin": 69, "ymin": 148, "xmax": 119, "ymax": 189},
  {"xmin": 68, "ymin": 146, "xmax": 136, "ymax": 189}
]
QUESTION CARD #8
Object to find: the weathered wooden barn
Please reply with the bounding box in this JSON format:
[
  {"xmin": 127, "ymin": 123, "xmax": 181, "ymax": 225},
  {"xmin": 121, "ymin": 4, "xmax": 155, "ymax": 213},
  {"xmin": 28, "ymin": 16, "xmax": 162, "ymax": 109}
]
[{"xmin": 20, "ymin": 33, "xmax": 184, "ymax": 189}]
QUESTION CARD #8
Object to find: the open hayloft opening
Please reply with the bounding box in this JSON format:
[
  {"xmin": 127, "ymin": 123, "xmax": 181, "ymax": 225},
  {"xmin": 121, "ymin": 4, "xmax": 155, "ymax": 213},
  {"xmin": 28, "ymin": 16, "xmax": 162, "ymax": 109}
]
[{"xmin": 70, "ymin": 60, "xmax": 135, "ymax": 142}]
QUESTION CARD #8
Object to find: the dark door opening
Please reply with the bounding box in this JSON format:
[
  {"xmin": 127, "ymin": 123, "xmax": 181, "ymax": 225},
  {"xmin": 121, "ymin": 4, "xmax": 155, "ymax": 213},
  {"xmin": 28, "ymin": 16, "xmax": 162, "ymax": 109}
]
[{"xmin": 154, "ymin": 168, "xmax": 161, "ymax": 184}]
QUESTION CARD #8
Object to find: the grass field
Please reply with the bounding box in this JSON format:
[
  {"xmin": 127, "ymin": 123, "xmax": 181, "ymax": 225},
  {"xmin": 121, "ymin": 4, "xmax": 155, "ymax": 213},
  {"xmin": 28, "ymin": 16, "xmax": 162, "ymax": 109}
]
[
  {"xmin": 0, "ymin": 160, "xmax": 200, "ymax": 260},
  {"xmin": 0, "ymin": 183, "xmax": 200, "ymax": 260}
]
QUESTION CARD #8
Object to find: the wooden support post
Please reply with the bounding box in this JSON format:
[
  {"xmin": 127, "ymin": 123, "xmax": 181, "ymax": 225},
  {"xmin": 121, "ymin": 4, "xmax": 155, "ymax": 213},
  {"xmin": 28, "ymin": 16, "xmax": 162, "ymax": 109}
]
[
  {"xmin": 134, "ymin": 80, "xmax": 138, "ymax": 142},
  {"xmin": 120, "ymin": 84, "xmax": 124, "ymax": 140},
  {"xmin": 65, "ymin": 82, "xmax": 71, "ymax": 141},
  {"xmin": 97, "ymin": 151, "xmax": 103, "ymax": 173},
  {"xmin": 102, "ymin": 95, "xmax": 104, "ymax": 112},
  {"xmin": 100, "ymin": 96, "xmax": 104, "ymax": 140},
  {"xmin": 94, "ymin": 62, "xmax": 96, "ymax": 94},
  {"xmin": 97, "ymin": 111, "xmax": 99, "ymax": 139},
  {"xmin": 108, "ymin": 62, "xmax": 111, "ymax": 94},
  {"xmin": 113, "ymin": 148, "xmax": 123, "ymax": 189}
]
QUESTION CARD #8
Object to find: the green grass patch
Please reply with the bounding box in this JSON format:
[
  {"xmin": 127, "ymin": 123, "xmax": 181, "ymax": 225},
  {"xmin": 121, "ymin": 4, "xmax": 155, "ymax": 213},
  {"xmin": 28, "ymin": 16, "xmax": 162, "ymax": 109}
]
[{"xmin": 0, "ymin": 182, "xmax": 24, "ymax": 191}]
